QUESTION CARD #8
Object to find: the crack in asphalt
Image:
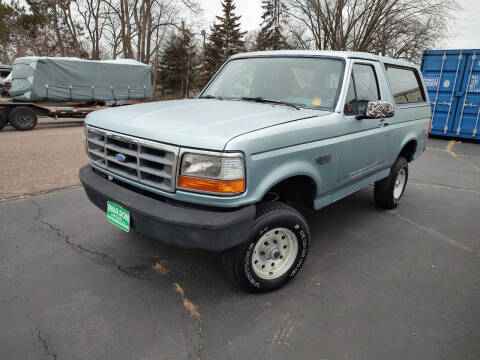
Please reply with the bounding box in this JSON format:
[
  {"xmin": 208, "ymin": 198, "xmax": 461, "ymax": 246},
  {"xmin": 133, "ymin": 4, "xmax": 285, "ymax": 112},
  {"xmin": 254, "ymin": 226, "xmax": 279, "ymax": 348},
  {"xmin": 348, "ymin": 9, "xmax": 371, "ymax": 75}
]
[
  {"xmin": 0, "ymin": 184, "xmax": 81, "ymax": 203},
  {"xmin": 391, "ymin": 211, "xmax": 478, "ymax": 257},
  {"xmin": 155, "ymin": 267, "xmax": 204, "ymax": 360},
  {"xmin": 29, "ymin": 199, "xmax": 205, "ymax": 358},
  {"xmin": 196, "ymin": 322, "xmax": 204, "ymax": 360},
  {"xmin": 179, "ymin": 311, "xmax": 205, "ymax": 360},
  {"xmin": 172, "ymin": 281, "xmax": 204, "ymax": 360},
  {"xmin": 30, "ymin": 198, "xmax": 151, "ymax": 280},
  {"xmin": 427, "ymin": 141, "xmax": 480, "ymax": 174},
  {"xmin": 266, "ymin": 314, "xmax": 296, "ymax": 346},
  {"xmin": 410, "ymin": 179, "xmax": 480, "ymax": 195},
  {"xmin": 36, "ymin": 323, "xmax": 57, "ymax": 360}
]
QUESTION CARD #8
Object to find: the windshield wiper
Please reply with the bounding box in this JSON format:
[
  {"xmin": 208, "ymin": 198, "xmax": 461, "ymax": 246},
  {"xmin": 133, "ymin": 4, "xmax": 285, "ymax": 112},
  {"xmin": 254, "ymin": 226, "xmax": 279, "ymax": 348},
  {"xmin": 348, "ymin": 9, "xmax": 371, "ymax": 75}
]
[
  {"xmin": 240, "ymin": 97, "xmax": 300, "ymax": 110},
  {"xmin": 199, "ymin": 94, "xmax": 224, "ymax": 100}
]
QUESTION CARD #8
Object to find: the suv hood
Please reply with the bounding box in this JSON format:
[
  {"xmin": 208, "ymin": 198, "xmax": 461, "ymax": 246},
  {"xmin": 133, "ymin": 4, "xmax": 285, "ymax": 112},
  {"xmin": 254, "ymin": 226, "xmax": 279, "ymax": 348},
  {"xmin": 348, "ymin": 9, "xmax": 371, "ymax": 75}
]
[{"xmin": 85, "ymin": 99, "xmax": 328, "ymax": 150}]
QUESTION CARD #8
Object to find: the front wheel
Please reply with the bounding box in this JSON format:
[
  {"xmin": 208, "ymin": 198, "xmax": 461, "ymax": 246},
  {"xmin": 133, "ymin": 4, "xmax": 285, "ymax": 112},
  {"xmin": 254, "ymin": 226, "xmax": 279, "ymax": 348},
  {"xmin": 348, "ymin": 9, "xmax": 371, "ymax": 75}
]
[
  {"xmin": 222, "ymin": 201, "xmax": 310, "ymax": 292},
  {"xmin": 374, "ymin": 156, "xmax": 409, "ymax": 209}
]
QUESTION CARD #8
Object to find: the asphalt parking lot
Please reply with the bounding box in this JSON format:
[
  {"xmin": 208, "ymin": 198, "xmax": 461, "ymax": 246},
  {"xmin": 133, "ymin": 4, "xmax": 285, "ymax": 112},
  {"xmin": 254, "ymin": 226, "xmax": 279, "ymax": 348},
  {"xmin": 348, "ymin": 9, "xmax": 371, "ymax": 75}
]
[
  {"xmin": 0, "ymin": 117, "xmax": 86, "ymax": 201},
  {"xmin": 1, "ymin": 121, "xmax": 479, "ymax": 359}
]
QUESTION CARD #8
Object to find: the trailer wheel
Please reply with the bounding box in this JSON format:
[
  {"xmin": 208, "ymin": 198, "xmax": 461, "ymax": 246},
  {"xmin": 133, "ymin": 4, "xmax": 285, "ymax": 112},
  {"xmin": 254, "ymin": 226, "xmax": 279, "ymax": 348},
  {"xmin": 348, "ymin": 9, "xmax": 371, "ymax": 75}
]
[
  {"xmin": 9, "ymin": 106, "xmax": 38, "ymax": 130},
  {"xmin": 0, "ymin": 111, "xmax": 6, "ymax": 131}
]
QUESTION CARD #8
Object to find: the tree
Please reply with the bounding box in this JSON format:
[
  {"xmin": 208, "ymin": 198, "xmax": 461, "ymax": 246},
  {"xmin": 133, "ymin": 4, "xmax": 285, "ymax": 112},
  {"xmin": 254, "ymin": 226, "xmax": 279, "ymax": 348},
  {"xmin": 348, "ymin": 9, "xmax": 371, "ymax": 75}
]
[
  {"xmin": 286, "ymin": 0, "xmax": 454, "ymax": 62},
  {"xmin": 0, "ymin": 0, "xmax": 88, "ymax": 62},
  {"xmin": 0, "ymin": 1, "xmax": 20, "ymax": 64},
  {"xmin": 244, "ymin": 30, "xmax": 259, "ymax": 52},
  {"xmin": 256, "ymin": 0, "xmax": 289, "ymax": 50},
  {"xmin": 55, "ymin": 0, "xmax": 88, "ymax": 58},
  {"xmin": 0, "ymin": 0, "xmax": 75, "ymax": 62},
  {"xmin": 102, "ymin": 0, "xmax": 198, "ymax": 63},
  {"xmin": 159, "ymin": 25, "xmax": 200, "ymax": 98},
  {"xmin": 103, "ymin": 2, "xmax": 123, "ymax": 59},
  {"xmin": 74, "ymin": 0, "xmax": 108, "ymax": 59},
  {"xmin": 204, "ymin": 0, "xmax": 246, "ymax": 81}
]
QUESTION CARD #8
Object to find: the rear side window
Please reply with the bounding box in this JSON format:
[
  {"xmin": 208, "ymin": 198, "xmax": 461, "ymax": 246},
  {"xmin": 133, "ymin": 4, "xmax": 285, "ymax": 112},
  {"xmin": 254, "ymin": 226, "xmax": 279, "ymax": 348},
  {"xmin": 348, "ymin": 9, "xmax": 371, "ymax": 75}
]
[{"xmin": 385, "ymin": 65, "xmax": 426, "ymax": 104}]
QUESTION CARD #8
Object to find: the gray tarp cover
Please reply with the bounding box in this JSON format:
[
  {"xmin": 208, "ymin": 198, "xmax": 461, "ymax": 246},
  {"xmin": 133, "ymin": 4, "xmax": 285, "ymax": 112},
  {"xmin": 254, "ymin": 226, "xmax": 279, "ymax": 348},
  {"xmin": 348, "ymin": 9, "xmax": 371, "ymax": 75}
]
[{"xmin": 10, "ymin": 57, "xmax": 152, "ymax": 102}]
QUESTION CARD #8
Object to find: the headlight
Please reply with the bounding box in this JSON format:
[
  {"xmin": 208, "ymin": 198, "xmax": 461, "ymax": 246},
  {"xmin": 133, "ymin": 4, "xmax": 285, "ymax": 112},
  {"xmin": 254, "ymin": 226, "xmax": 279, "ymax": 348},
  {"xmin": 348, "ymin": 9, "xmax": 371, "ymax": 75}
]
[{"xmin": 178, "ymin": 152, "xmax": 245, "ymax": 195}]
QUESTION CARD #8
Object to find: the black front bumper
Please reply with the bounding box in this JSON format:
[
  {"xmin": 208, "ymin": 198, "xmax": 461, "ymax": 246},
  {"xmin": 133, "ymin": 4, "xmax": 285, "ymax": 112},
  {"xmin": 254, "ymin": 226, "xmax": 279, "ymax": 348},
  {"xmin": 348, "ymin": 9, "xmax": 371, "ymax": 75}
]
[{"xmin": 79, "ymin": 165, "xmax": 255, "ymax": 251}]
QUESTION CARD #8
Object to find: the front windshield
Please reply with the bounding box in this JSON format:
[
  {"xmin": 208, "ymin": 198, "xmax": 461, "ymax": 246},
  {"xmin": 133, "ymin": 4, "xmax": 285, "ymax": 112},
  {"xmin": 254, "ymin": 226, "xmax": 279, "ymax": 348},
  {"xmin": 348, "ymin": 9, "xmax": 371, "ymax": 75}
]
[{"xmin": 201, "ymin": 57, "xmax": 344, "ymax": 110}]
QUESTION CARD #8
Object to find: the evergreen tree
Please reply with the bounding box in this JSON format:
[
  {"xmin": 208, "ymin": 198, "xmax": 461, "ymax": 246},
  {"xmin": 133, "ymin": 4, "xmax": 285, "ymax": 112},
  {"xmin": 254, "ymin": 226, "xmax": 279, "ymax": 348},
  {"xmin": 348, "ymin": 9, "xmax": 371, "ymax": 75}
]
[
  {"xmin": 204, "ymin": 0, "xmax": 246, "ymax": 81},
  {"xmin": 159, "ymin": 25, "xmax": 200, "ymax": 98},
  {"xmin": 256, "ymin": 0, "xmax": 289, "ymax": 51}
]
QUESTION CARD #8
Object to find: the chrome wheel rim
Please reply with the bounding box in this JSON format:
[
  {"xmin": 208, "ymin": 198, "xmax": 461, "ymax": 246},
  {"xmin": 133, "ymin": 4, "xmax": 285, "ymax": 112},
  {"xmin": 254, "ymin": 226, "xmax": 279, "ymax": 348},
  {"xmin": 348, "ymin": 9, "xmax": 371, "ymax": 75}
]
[
  {"xmin": 251, "ymin": 228, "xmax": 298, "ymax": 280},
  {"xmin": 394, "ymin": 167, "xmax": 407, "ymax": 199}
]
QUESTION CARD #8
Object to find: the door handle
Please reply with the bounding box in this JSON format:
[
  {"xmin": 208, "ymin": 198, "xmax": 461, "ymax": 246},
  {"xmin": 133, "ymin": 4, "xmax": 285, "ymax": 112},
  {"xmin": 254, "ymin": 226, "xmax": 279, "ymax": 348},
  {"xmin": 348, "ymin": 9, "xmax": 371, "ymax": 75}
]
[{"xmin": 379, "ymin": 120, "xmax": 390, "ymax": 127}]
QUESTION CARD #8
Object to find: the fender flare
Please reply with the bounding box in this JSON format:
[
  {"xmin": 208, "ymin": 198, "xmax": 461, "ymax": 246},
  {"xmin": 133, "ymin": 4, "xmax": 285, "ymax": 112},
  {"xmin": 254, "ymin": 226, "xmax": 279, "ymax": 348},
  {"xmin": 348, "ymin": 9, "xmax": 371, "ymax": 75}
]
[
  {"xmin": 252, "ymin": 159, "xmax": 322, "ymax": 202},
  {"xmin": 398, "ymin": 134, "xmax": 418, "ymax": 161}
]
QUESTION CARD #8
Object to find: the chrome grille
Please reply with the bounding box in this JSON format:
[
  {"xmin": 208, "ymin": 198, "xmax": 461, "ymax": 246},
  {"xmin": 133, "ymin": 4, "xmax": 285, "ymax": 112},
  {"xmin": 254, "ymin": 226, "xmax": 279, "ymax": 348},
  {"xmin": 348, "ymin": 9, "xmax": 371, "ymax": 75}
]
[{"xmin": 85, "ymin": 125, "xmax": 179, "ymax": 192}]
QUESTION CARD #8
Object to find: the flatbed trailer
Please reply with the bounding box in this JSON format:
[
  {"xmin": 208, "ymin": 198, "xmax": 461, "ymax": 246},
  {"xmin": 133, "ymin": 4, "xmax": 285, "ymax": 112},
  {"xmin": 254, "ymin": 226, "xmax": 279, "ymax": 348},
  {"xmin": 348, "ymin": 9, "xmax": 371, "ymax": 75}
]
[{"xmin": 0, "ymin": 101, "xmax": 108, "ymax": 131}]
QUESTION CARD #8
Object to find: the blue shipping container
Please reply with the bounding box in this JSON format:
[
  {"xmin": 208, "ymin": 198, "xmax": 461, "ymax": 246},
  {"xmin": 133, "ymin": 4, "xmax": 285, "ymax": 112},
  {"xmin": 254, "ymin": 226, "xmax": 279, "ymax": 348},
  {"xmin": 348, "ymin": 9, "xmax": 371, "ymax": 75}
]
[{"xmin": 421, "ymin": 49, "xmax": 480, "ymax": 140}]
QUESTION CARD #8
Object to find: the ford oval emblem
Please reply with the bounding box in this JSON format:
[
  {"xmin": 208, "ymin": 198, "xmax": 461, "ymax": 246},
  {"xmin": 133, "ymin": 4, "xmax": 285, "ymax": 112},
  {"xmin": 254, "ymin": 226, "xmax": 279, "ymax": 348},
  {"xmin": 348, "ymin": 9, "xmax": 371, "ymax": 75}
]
[{"xmin": 115, "ymin": 153, "xmax": 126, "ymax": 162}]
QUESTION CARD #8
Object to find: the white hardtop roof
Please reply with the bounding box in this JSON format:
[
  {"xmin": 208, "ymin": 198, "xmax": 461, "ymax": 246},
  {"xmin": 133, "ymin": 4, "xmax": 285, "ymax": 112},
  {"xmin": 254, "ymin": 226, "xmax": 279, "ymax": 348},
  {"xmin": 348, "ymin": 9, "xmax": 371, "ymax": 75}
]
[
  {"xmin": 14, "ymin": 56, "xmax": 150, "ymax": 67},
  {"xmin": 230, "ymin": 50, "xmax": 418, "ymax": 68}
]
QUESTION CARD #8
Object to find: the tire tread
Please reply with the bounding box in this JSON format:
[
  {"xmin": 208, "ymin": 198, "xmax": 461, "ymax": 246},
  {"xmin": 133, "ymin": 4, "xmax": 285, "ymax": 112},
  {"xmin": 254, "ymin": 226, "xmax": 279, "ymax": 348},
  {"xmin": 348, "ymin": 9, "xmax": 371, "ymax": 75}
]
[
  {"xmin": 222, "ymin": 201, "xmax": 310, "ymax": 292},
  {"xmin": 374, "ymin": 156, "xmax": 408, "ymax": 209},
  {"xmin": 9, "ymin": 106, "xmax": 37, "ymax": 131}
]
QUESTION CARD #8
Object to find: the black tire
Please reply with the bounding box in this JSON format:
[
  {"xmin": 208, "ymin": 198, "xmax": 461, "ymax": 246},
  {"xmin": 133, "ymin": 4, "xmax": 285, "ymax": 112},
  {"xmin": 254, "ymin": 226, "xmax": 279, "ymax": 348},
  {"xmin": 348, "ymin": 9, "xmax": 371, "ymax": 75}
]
[
  {"xmin": 222, "ymin": 201, "xmax": 310, "ymax": 293},
  {"xmin": 9, "ymin": 106, "xmax": 38, "ymax": 131},
  {"xmin": 374, "ymin": 156, "xmax": 409, "ymax": 209},
  {"xmin": 0, "ymin": 111, "xmax": 6, "ymax": 131}
]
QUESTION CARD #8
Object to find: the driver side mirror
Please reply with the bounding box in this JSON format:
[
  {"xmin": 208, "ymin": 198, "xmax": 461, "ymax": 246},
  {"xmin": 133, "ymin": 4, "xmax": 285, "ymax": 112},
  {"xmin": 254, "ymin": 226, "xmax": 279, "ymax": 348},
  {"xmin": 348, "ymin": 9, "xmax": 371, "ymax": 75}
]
[{"xmin": 357, "ymin": 101, "xmax": 395, "ymax": 120}]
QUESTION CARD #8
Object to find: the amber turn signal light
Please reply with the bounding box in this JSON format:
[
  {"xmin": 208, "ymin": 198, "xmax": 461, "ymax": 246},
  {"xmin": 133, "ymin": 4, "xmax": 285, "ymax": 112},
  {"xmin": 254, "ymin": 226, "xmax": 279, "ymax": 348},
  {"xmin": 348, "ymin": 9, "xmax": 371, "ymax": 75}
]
[
  {"xmin": 83, "ymin": 141, "xmax": 88, "ymax": 155},
  {"xmin": 178, "ymin": 176, "xmax": 245, "ymax": 194}
]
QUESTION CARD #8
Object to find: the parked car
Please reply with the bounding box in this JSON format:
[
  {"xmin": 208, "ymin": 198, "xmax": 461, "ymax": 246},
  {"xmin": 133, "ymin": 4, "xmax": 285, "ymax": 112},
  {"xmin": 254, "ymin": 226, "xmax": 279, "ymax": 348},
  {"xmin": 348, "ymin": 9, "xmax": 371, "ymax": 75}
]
[{"xmin": 79, "ymin": 50, "xmax": 431, "ymax": 292}]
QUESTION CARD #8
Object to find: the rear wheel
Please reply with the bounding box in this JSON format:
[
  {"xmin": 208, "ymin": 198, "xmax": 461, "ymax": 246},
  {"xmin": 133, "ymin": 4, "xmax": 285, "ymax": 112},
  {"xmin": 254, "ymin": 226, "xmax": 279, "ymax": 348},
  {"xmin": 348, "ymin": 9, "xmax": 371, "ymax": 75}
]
[
  {"xmin": 374, "ymin": 156, "xmax": 408, "ymax": 209},
  {"xmin": 222, "ymin": 201, "xmax": 310, "ymax": 292},
  {"xmin": 9, "ymin": 106, "xmax": 37, "ymax": 130}
]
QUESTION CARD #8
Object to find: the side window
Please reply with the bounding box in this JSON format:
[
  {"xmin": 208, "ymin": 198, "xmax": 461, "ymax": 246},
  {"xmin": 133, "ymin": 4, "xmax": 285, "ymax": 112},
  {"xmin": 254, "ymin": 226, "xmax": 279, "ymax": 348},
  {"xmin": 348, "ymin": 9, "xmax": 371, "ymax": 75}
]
[
  {"xmin": 344, "ymin": 63, "xmax": 380, "ymax": 115},
  {"xmin": 385, "ymin": 65, "xmax": 426, "ymax": 104},
  {"xmin": 353, "ymin": 64, "xmax": 380, "ymax": 114}
]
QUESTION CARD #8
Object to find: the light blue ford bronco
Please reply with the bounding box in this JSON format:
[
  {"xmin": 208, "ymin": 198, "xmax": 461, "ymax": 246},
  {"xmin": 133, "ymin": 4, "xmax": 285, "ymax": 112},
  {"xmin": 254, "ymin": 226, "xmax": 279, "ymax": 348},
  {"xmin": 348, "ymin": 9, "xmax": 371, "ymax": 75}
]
[{"xmin": 80, "ymin": 50, "xmax": 430, "ymax": 292}]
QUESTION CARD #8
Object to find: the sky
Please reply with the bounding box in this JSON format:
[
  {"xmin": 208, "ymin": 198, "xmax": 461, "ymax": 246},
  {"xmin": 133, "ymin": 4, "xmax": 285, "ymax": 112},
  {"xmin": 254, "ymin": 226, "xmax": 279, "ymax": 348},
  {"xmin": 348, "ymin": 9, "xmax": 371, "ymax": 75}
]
[
  {"xmin": 450, "ymin": 0, "xmax": 480, "ymax": 49},
  {"xmin": 200, "ymin": 0, "xmax": 263, "ymax": 31},
  {"xmin": 200, "ymin": 0, "xmax": 480, "ymax": 50}
]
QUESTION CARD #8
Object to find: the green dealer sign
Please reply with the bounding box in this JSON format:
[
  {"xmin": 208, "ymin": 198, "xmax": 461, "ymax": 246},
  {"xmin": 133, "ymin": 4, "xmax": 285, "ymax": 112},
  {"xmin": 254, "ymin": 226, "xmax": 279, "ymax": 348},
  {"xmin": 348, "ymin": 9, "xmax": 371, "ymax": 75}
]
[{"xmin": 107, "ymin": 201, "xmax": 130, "ymax": 232}]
